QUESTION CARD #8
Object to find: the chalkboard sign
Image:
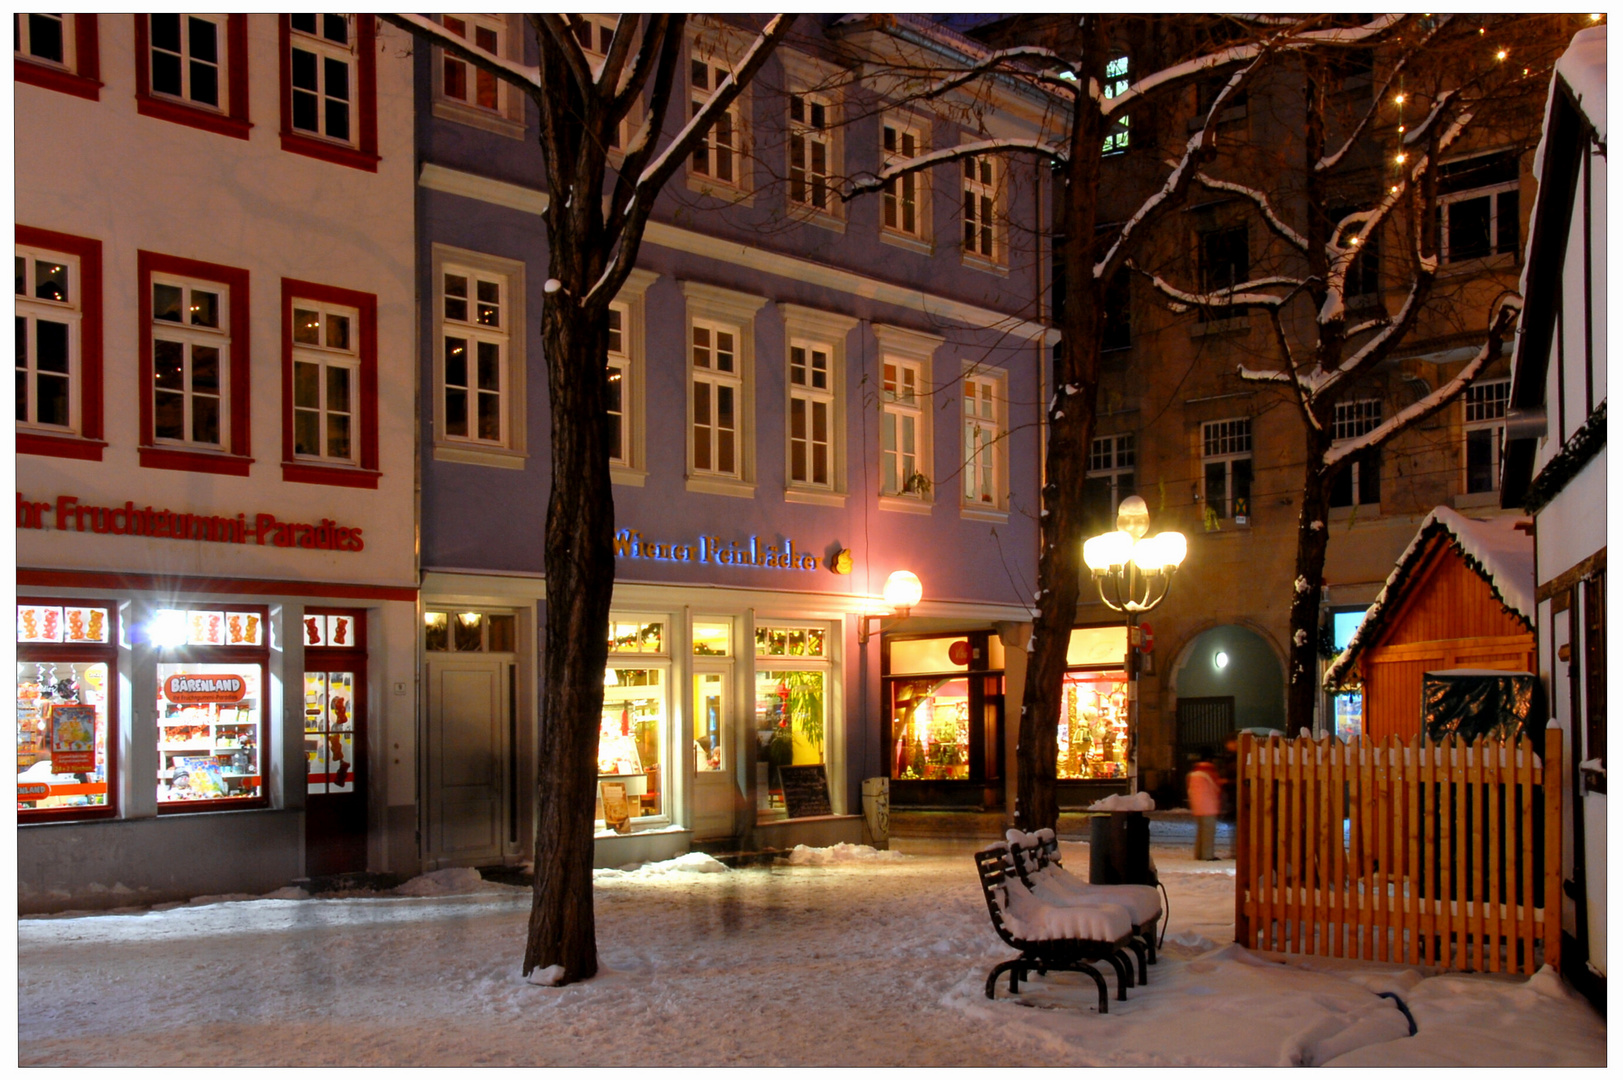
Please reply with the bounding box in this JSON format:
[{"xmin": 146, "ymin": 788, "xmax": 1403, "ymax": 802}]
[{"xmin": 779, "ymin": 764, "xmax": 833, "ymax": 819}]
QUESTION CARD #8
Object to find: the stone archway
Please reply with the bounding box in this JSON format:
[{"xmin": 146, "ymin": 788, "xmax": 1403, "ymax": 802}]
[{"xmin": 1167, "ymin": 623, "xmax": 1287, "ymax": 805}]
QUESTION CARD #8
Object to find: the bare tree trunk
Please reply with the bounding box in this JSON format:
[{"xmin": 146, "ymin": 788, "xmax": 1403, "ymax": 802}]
[
  {"xmin": 524, "ymin": 247, "xmax": 615, "ymax": 982},
  {"xmin": 1014, "ymin": 22, "xmax": 1107, "ymax": 836},
  {"xmin": 1286, "ymin": 445, "xmax": 1334, "ymax": 735}
]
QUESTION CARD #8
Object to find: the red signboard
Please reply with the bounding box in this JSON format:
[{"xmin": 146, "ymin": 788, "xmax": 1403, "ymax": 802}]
[
  {"xmin": 163, "ymin": 674, "xmax": 248, "ymax": 704},
  {"xmin": 948, "ymin": 640, "xmax": 973, "ymax": 666}
]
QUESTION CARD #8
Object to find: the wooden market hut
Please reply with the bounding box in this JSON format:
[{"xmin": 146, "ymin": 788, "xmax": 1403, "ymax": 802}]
[{"xmin": 1326, "ymin": 507, "xmax": 1536, "ymax": 740}]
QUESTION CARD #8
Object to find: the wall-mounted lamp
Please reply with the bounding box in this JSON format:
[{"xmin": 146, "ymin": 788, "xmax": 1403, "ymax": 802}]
[
  {"xmin": 858, "ymin": 570, "xmax": 923, "ymax": 644},
  {"xmin": 149, "ymin": 608, "xmax": 187, "ymax": 649},
  {"xmin": 1214, "ymin": 650, "xmax": 1229, "ymax": 671}
]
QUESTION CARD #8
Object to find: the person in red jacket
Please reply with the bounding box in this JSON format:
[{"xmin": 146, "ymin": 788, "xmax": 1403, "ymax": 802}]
[{"xmin": 1187, "ymin": 756, "xmax": 1222, "ymax": 860}]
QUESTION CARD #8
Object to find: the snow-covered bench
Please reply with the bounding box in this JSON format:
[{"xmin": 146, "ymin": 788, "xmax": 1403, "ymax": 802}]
[
  {"xmin": 1005, "ymin": 828, "xmax": 1164, "ymax": 981},
  {"xmin": 973, "ymin": 845, "xmax": 1138, "ymax": 1012}
]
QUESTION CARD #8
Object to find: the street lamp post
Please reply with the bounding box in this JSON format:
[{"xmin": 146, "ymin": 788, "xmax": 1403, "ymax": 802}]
[{"xmin": 1082, "ymin": 496, "xmax": 1187, "ymax": 794}]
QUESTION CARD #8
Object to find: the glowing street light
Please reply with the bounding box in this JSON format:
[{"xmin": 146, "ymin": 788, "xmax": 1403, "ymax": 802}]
[
  {"xmin": 859, "ymin": 569, "xmax": 924, "ymax": 644},
  {"xmin": 1083, "ymin": 496, "xmax": 1187, "ymax": 791}
]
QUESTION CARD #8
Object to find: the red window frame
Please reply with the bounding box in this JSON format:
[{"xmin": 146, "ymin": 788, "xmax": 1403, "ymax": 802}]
[
  {"xmin": 16, "ymin": 598, "xmax": 120, "ymax": 823},
  {"xmin": 277, "ymin": 15, "xmax": 379, "ymax": 171},
  {"xmin": 16, "ymin": 225, "xmax": 105, "ymax": 462},
  {"xmin": 137, "ymin": 250, "xmax": 253, "ymax": 475},
  {"xmin": 14, "ymin": 14, "xmax": 101, "ymax": 100},
  {"xmin": 281, "ymin": 279, "xmax": 380, "ymax": 488},
  {"xmin": 154, "ymin": 604, "xmax": 271, "ymax": 815},
  {"xmin": 134, "ymin": 14, "xmax": 251, "ymax": 140}
]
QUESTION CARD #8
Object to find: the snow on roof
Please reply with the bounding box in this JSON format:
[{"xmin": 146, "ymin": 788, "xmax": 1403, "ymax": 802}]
[
  {"xmin": 1325, "ymin": 507, "xmax": 1534, "ymax": 689},
  {"xmin": 1522, "ymin": 25, "xmax": 1607, "ymax": 306}
]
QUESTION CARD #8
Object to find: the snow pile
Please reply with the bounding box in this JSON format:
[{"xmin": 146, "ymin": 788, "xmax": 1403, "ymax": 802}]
[
  {"xmin": 525, "ymin": 964, "xmax": 566, "ymax": 987},
  {"xmin": 787, "ymin": 843, "xmax": 906, "ymax": 865},
  {"xmin": 997, "ymin": 883, "xmax": 1134, "ymax": 941},
  {"xmin": 1087, "ymin": 791, "xmax": 1155, "ymax": 811},
  {"xmin": 593, "ymin": 852, "xmax": 729, "ymax": 878},
  {"xmin": 394, "ymin": 867, "xmax": 514, "ymax": 896}
]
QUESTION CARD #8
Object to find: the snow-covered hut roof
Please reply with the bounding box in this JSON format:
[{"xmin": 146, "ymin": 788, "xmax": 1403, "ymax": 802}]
[{"xmin": 1324, "ymin": 507, "xmax": 1534, "ymax": 689}]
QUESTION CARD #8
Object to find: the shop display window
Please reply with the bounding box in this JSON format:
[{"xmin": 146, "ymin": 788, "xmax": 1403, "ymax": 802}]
[
  {"xmin": 151, "ymin": 607, "xmax": 263, "ymax": 648},
  {"xmin": 755, "ymin": 668, "xmax": 825, "ymax": 818},
  {"xmin": 598, "ymin": 666, "xmax": 666, "ymax": 827},
  {"xmin": 1334, "ymin": 691, "xmax": 1363, "ymax": 742},
  {"xmin": 692, "ymin": 620, "xmax": 731, "ymax": 656},
  {"xmin": 755, "ymin": 625, "xmax": 825, "ymax": 657},
  {"xmin": 608, "ymin": 619, "xmax": 664, "ymax": 654},
  {"xmin": 889, "ymin": 676, "xmax": 970, "ymax": 780},
  {"xmin": 1058, "ymin": 670, "xmax": 1129, "ymax": 780},
  {"xmin": 305, "ymin": 669, "xmax": 356, "ymax": 794},
  {"xmin": 694, "ymin": 671, "xmax": 725, "ymax": 771},
  {"xmin": 156, "ymin": 661, "xmax": 265, "ymax": 805},
  {"xmin": 18, "ymin": 600, "xmax": 116, "ymax": 818}
]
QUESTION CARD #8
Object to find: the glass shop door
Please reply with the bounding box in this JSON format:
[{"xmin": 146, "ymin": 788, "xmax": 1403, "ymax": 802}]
[{"xmin": 304, "ymin": 653, "xmax": 367, "ymax": 877}]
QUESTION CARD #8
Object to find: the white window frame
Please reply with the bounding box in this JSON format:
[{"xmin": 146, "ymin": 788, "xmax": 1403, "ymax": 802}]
[
  {"xmin": 1329, "ymin": 398, "xmax": 1382, "ymax": 509},
  {"xmin": 15, "ymin": 13, "xmax": 75, "ymax": 71},
  {"xmin": 780, "ymin": 305, "xmax": 856, "ymax": 505},
  {"xmin": 1102, "ymin": 55, "xmax": 1129, "ymax": 155},
  {"xmin": 147, "ymin": 13, "xmax": 228, "ymax": 112},
  {"xmin": 606, "ymin": 268, "xmax": 658, "ymax": 487},
  {"xmin": 787, "ymin": 90, "xmax": 839, "ymax": 221},
  {"xmin": 15, "ymin": 245, "xmax": 81, "ymax": 435},
  {"xmin": 1436, "ymin": 149, "xmax": 1520, "ymax": 266},
  {"xmin": 880, "ymin": 114, "xmax": 931, "ymax": 249},
  {"xmin": 686, "ymin": 25, "xmax": 753, "ymax": 201},
  {"xmin": 682, "ymin": 281, "xmax": 766, "ymax": 497},
  {"xmin": 290, "ymin": 299, "xmax": 361, "ymax": 465},
  {"xmin": 1462, "ymin": 378, "xmax": 1511, "ymax": 496},
  {"xmin": 1086, "ymin": 433, "xmax": 1136, "ymax": 529},
  {"xmin": 1201, "ymin": 417, "xmax": 1252, "ymax": 522},
  {"xmin": 961, "ymin": 150, "xmax": 1004, "ymax": 268},
  {"xmin": 873, "ymin": 324, "xmax": 941, "ymax": 513},
  {"xmin": 431, "ymin": 244, "xmax": 526, "ymax": 468},
  {"xmin": 961, "ymin": 366, "xmax": 1008, "ymax": 520},
  {"xmin": 288, "ymin": 13, "xmax": 358, "ymax": 147},
  {"xmin": 150, "ymin": 272, "xmax": 231, "ymax": 451},
  {"xmin": 432, "ymin": 13, "xmax": 525, "ymax": 139},
  {"xmin": 690, "ymin": 319, "xmax": 742, "ymax": 482}
]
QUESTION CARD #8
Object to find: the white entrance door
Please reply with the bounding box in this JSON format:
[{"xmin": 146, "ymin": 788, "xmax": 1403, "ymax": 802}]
[
  {"xmin": 426, "ymin": 657, "xmax": 511, "ymax": 867},
  {"xmin": 692, "ymin": 666, "xmax": 735, "ymax": 840}
]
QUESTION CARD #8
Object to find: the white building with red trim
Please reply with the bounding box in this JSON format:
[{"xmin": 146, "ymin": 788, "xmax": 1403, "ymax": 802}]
[{"xmin": 15, "ymin": 15, "xmax": 419, "ymax": 909}]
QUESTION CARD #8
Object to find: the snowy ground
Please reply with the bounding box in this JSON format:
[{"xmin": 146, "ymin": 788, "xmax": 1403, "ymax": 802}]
[{"xmin": 17, "ymin": 836, "xmax": 1605, "ymax": 1068}]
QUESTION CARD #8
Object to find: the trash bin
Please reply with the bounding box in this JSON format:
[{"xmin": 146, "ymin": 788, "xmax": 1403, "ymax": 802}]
[{"xmin": 1089, "ymin": 810, "xmax": 1155, "ymax": 885}]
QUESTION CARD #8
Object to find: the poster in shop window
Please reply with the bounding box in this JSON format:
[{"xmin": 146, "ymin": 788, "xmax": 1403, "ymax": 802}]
[
  {"xmin": 49, "ymin": 705, "xmax": 96, "ymax": 773},
  {"xmin": 600, "ymin": 782, "xmax": 633, "ymax": 834}
]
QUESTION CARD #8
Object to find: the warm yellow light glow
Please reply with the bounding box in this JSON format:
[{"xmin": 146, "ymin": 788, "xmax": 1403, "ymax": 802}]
[
  {"xmin": 1154, "ymin": 531, "xmax": 1188, "ymax": 570},
  {"xmin": 1395, "ymin": 152, "xmax": 1408, "ymax": 164},
  {"xmin": 458, "ymin": 611, "xmax": 482, "ymax": 628},
  {"xmin": 882, "ymin": 570, "xmax": 923, "ymax": 613},
  {"xmin": 1348, "ymin": 235, "xmax": 1360, "ymax": 245},
  {"xmin": 1115, "ymin": 495, "xmax": 1151, "ymax": 539},
  {"xmin": 1391, "ymin": 185, "xmax": 1401, "ymax": 194},
  {"xmin": 1591, "ymin": 14, "xmax": 1603, "ymax": 21},
  {"xmin": 1131, "ymin": 536, "xmax": 1165, "ymax": 572},
  {"xmin": 424, "ymin": 611, "xmax": 447, "ymax": 628},
  {"xmin": 1394, "ymin": 93, "xmax": 1405, "ymax": 105},
  {"xmin": 1397, "ymin": 125, "xmax": 1406, "ymax": 133},
  {"xmin": 1083, "ymin": 530, "xmax": 1134, "ymax": 572},
  {"xmin": 1496, "ymin": 49, "xmax": 1508, "ymax": 61}
]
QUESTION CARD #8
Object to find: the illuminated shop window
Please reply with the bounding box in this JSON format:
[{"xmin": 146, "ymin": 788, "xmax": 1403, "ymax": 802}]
[
  {"xmin": 156, "ymin": 662, "xmax": 264, "ymax": 806},
  {"xmin": 17, "ymin": 601, "xmax": 115, "ymax": 818},
  {"xmin": 599, "ymin": 666, "xmax": 668, "ymax": 827},
  {"xmin": 889, "ymin": 675, "xmax": 970, "ymax": 780},
  {"xmin": 1058, "ymin": 669, "xmax": 1129, "ymax": 780}
]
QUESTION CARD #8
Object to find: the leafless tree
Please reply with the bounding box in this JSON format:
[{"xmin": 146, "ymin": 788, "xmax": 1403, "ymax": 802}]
[
  {"xmin": 1131, "ymin": 14, "xmax": 1575, "ymax": 731},
  {"xmin": 838, "ymin": 15, "xmax": 1403, "ymax": 831},
  {"xmin": 381, "ymin": 13, "xmax": 792, "ymax": 986}
]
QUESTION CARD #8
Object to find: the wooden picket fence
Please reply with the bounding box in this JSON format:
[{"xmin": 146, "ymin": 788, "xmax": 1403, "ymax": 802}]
[{"xmin": 1234, "ymin": 731, "xmax": 1562, "ymax": 974}]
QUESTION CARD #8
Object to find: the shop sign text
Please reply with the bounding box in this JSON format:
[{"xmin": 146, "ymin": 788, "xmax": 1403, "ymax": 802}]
[
  {"xmin": 17, "ymin": 493, "xmax": 364, "ymax": 552},
  {"xmin": 613, "ymin": 529, "xmax": 820, "ymax": 572},
  {"xmin": 164, "ymin": 674, "xmax": 248, "ymax": 704}
]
